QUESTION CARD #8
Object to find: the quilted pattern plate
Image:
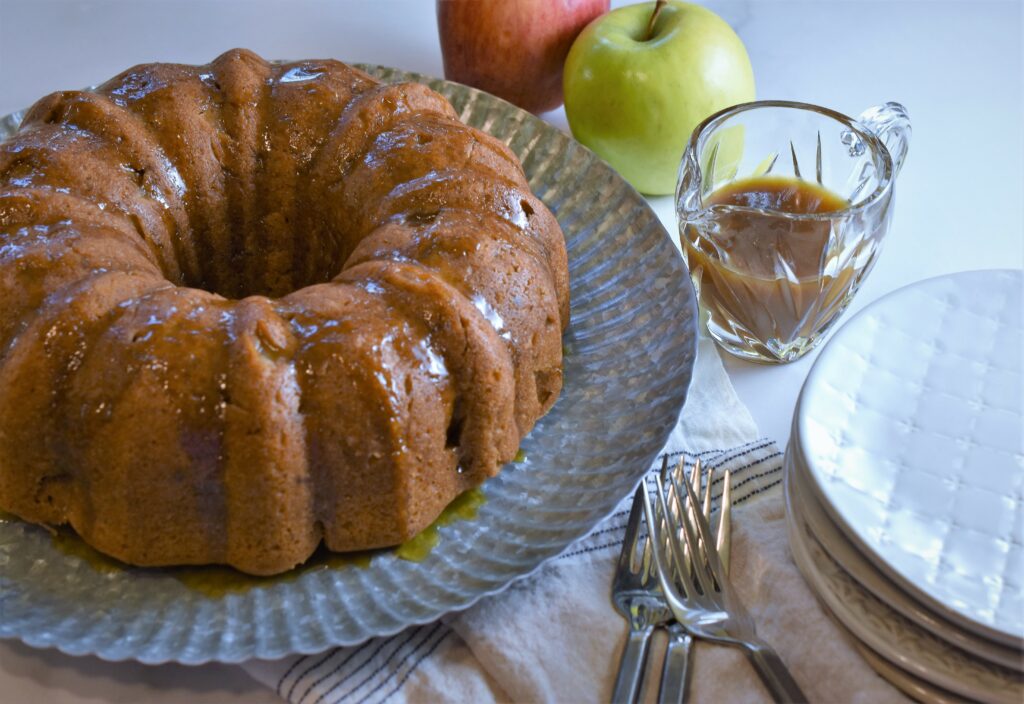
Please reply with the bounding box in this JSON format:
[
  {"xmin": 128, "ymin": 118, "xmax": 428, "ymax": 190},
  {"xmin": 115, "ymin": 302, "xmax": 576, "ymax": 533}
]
[
  {"xmin": 854, "ymin": 642, "xmax": 967, "ymax": 704},
  {"xmin": 786, "ymin": 435, "xmax": 1022, "ymax": 670},
  {"xmin": 795, "ymin": 270, "xmax": 1023, "ymax": 646},
  {"xmin": 0, "ymin": 65, "xmax": 698, "ymax": 663},
  {"xmin": 784, "ymin": 457, "xmax": 1023, "ymax": 703}
]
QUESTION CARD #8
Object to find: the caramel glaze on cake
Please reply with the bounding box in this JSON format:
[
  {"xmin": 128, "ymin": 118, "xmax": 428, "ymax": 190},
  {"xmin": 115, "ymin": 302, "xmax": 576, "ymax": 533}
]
[{"xmin": 0, "ymin": 49, "xmax": 569, "ymax": 575}]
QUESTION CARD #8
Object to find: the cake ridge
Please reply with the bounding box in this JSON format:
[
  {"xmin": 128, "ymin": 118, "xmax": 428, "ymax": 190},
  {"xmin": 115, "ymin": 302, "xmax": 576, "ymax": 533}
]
[
  {"xmin": 0, "ymin": 120, "xmax": 183, "ymax": 281},
  {"xmin": 0, "ymin": 270, "xmax": 171, "ymax": 530},
  {"xmin": 20, "ymin": 89, "xmax": 193, "ymax": 238},
  {"xmin": 211, "ymin": 48, "xmax": 275, "ymax": 299}
]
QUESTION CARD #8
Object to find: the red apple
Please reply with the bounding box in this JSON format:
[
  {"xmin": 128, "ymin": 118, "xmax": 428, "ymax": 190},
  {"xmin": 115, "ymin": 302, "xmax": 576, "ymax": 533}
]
[{"xmin": 437, "ymin": 0, "xmax": 610, "ymax": 114}]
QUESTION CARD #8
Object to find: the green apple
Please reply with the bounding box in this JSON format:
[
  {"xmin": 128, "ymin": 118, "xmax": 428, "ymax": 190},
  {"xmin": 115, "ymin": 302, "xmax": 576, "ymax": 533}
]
[{"xmin": 564, "ymin": 1, "xmax": 755, "ymax": 195}]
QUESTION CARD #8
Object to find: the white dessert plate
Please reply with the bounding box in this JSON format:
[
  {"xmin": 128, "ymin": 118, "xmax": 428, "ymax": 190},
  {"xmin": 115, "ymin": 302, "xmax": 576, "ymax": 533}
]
[
  {"xmin": 854, "ymin": 641, "xmax": 970, "ymax": 704},
  {"xmin": 795, "ymin": 270, "xmax": 1023, "ymax": 647},
  {"xmin": 787, "ymin": 433, "xmax": 1022, "ymax": 670},
  {"xmin": 784, "ymin": 457, "xmax": 1024, "ymax": 703}
]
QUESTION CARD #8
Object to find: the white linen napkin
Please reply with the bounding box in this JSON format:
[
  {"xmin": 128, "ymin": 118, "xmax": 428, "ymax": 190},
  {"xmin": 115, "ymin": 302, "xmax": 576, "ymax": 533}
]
[{"xmin": 241, "ymin": 335, "xmax": 908, "ymax": 703}]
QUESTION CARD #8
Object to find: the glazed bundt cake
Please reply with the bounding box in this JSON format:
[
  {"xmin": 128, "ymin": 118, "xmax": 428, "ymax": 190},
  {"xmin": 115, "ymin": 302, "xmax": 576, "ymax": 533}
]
[{"xmin": 0, "ymin": 49, "xmax": 569, "ymax": 576}]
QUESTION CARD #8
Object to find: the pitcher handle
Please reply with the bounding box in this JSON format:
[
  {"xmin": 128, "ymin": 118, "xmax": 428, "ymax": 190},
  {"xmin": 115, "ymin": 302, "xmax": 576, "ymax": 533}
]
[{"xmin": 857, "ymin": 102, "xmax": 911, "ymax": 176}]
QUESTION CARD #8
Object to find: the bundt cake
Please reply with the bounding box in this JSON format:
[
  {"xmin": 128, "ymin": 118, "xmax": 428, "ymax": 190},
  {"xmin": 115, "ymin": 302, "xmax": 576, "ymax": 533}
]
[{"xmin": 0, "ymin": 49, "xmax": 569, "ymax": 576}]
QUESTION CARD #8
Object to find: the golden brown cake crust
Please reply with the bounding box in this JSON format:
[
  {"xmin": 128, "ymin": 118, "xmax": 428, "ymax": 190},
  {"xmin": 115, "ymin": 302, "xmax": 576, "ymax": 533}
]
[{"xmin": 0, "ymin": 49, "xmax": 568, "ymax": 575}]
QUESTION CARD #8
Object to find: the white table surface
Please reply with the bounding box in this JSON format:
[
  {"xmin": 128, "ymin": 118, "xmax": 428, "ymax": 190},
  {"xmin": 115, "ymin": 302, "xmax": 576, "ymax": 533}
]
[{"xmin": 0, "ymin": 1, "xmax": 1021, "ymax": 701}]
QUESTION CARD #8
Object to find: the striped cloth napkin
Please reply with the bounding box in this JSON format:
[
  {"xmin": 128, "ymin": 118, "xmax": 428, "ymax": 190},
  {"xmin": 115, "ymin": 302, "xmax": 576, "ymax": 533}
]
[{"xmin": 241, "ymin": 334, "xmax": 908, "ymax": 703}]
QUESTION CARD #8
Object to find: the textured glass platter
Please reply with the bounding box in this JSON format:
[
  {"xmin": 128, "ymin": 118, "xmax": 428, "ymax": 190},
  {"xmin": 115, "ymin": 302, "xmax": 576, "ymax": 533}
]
[{"xmin": 0, "ymin": 65, "xmax": 698, "ymax": 663}]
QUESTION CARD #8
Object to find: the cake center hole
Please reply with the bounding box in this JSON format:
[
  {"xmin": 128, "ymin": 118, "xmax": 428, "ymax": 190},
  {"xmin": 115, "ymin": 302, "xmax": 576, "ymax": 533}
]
[{"xmin": 187, "ymin": 224, "xmax": 351, "ymax": 300}]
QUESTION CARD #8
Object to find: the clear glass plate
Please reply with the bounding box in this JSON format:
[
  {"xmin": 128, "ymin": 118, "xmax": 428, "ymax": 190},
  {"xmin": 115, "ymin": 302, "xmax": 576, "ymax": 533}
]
[{"xmin": 0, "ymin": 65, "xmax": 698, "ymax": 664}]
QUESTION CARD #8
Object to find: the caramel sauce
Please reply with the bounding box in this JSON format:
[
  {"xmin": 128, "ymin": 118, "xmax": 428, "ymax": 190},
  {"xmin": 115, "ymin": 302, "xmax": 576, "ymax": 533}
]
[
  {"xmin": 683, "ymin": 176, "xmax": 858, "ymax": 351},
  {"xmin": 173, "ymin": 547, "xmax": 378, "ymax": 595},
  {"xmin": 393, "ymin": 488, "xmax": 486, "ymax": 562},
  {"xmin": 40, "ymin": 488, "xmax": 487, "ymax": 597},
  {"xmin": 52, "ymin": 530, "xmax": 128, "ymax": 575},
  {"xmin": 50, "ymin": 526, "xmax": 379, "ymax": 593}
]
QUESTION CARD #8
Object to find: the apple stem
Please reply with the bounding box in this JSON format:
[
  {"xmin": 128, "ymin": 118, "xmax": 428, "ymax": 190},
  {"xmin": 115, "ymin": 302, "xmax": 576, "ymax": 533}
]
[{"xmin": 644, "ymin": 0, "xmax": 667, "ymax": 41}]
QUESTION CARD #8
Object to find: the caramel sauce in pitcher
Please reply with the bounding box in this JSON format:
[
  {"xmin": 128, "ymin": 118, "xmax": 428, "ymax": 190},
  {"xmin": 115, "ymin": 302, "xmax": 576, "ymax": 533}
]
[{"xmin": 682, "ymin": 175, "xmax": 860, "ymax": 356}]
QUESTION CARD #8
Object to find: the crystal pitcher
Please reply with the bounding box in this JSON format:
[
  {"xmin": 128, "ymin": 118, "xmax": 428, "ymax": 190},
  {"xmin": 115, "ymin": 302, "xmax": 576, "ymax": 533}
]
[{"xmin": 676, "ymin": 101, "xmax": 911, "ymax": 363}]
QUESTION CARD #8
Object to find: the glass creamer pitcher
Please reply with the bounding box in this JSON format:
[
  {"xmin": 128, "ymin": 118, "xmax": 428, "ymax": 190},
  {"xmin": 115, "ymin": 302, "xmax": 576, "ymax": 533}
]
[{"xmin": 676, "ymin": 100, "xmax": 911, "ymax": 363}]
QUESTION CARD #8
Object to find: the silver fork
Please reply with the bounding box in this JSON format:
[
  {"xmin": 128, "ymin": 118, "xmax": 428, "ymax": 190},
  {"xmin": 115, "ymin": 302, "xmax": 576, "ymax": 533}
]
[
  {"xmin": 656, "ymin": 458, "xmax": 730, "ymax": 704},
  {"xmin": 642, "ymin": 467, "xmax": 807, "ymax": 703},
  {"xmin": 612, "ymin": 457, "xmax": 726, "ymax": 704},
  {"xmin": 611, "ymin": 482, "xmax": 673, "ymax": 703}
]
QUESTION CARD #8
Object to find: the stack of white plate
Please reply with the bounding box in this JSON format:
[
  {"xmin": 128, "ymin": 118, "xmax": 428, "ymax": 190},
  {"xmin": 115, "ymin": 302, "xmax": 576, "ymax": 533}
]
[{"xmin": 784, "ymin": 270, "xmax": 1024, "ymax": 703}]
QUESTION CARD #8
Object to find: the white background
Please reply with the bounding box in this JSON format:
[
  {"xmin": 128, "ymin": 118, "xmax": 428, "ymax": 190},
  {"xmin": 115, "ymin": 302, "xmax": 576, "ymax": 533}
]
[{"xmin": 0, "ymin": 1, "xmax": 1021, "ymax": 701}]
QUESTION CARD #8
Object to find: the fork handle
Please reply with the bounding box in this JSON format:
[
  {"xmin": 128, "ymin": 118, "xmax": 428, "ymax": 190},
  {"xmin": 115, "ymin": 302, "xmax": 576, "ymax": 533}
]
[
  {"xmin": 742, "ymin": 639, "xmax": 807, "ymax": 703},
  {"xmin": 611, "ymin": 625, "xmax": 654, "ymax": 704},
  {"xmin": 657, "ymin": 623, "xmax": 693, "ymax": 704}
]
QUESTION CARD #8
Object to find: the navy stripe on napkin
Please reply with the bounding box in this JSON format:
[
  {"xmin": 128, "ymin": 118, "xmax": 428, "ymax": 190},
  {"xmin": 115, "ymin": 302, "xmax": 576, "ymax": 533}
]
[
  {"xmin": 278, "ymin": 624, "xmax": 450, "ymax": 704},
  {"xmin": 273, "ymin": 437, "xmax": 783, "ymax": 704}
]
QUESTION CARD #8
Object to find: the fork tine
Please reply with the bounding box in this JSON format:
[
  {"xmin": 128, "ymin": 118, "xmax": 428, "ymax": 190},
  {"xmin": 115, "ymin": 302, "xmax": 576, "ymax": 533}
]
[
  {"xmin": 640, "ymin": 477, "xmax": 674, "ymax": 593},
  {"xmin": 689, "ymin": 458, "xmax": 701, "ymax": 535},
  {"xmin": 679, "ymin": 467, "xmax": 729, "ymax": 590},
  {"xmin": 667, "ymin": 457, "xmax": 693, "ymax": 581},
  {"xmin": 666, "ymin": 471, "xmax": 716, "ymax": 598},
  {"xmin": 702, "ymin": 465, "xmax": 714, "ymax": 522},
  {"xmin": 654, "ymin": 473, "xmax": 709, "ymax": 609},
  {"xmin": 652, "ymin": 473, "xmax": 688, "ymax": 586},
  {"xmin": 640, "ymin": 518, "xmax": 654, "ymax": 582},
  {"xmin": 689, "ymin": 459, "xmax": 703, "ymax": 578},
  {"xmin": 647, "ymin": 455, "xmax": 674, "ymax": 578},
  {"xmin": 658, "ymin": 454, "xmax": 673, "ymax": 484},
  {"xmin": 616, "ymin": 483, "xmax": 647, "ymax": 578},
  {"xmin": 641, "ymin": 477, "xmax": 695, "ymax": 614},
  {"xmin": 699, "ymin": 464, "xmax": 715, "ymax": 578},
  {"xmin": 657, "ymin": 457, "xmax": 682, "ymax": 576},
  {"xmin": 717, "ymin": 469, "xmax": 732, "ymax": 576}
]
